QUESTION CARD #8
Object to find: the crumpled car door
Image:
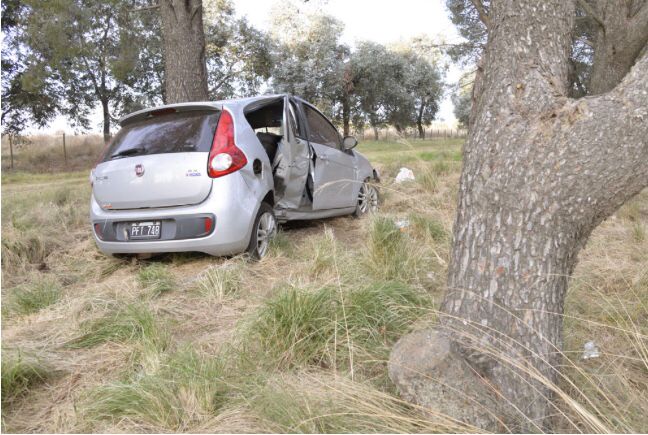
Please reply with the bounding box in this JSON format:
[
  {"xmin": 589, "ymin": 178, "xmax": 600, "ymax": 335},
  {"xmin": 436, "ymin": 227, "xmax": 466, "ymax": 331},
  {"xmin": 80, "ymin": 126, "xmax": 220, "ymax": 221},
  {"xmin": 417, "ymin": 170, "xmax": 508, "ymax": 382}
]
[
  {"xmin": 274, "ymin": 96, "xmax": 311, "ymax": 210},
  {"xmin": 311, "ymin": 142, "xmax": 357, "ymax": 210}
]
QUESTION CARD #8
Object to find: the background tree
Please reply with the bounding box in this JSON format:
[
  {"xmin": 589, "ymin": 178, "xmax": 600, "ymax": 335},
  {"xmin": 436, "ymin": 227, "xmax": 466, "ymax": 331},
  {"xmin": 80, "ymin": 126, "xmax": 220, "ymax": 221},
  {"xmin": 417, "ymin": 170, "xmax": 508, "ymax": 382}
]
[
  {"xmin": 350, "ymin": 42, "xmax": 405, "ymax": 140},
  {"xmin": 445, "ymin": 0, "xmax": 488, "ymax": 66},
  {"xmin": 402, "ymin": 54, "xmax": 443, "ymax": 138},
  {"xmin": 203, "ymin": 0, "xmax": 274, "ymax": 99},
  {"xmin": 270, "ymin": 2, "xmax": 348, "ymax": 114},
  {"xmin": 19, "ymin": 0, "xmax": 145, "ymax": 142},
  {"xmin": 122, "ymin": 2, "xmax": 166, "ymax": 110},
  {"xmin": 451, "ymin": 71, "xmax": 473, "ymax": 129},
  {"xmin": 1, "ymin": 0, "xmax": 59, "ymax": 135},
  {"xmin": 390, "ymin": 0, "xmax": 647, "ymax": 430},
  {"xmin": 451, "ymin": 90, "xmax": 470, "ymax": 129}
]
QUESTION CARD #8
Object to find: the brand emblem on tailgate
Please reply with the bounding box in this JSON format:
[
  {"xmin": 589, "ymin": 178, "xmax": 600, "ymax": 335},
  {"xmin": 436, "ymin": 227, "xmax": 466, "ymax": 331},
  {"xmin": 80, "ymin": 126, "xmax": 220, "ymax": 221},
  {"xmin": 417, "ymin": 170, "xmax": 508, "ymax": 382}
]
[{"xmin": 135, "ymin": 164, "xmax": 145, "ymax": 177}]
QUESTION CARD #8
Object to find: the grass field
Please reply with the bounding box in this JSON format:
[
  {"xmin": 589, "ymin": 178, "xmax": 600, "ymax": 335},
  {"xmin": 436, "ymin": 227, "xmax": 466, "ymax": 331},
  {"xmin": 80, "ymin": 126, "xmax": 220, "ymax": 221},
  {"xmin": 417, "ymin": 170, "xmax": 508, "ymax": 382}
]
[{"xmin": 1, "ymin": 138, "xmax": 647, "ymax": 432}]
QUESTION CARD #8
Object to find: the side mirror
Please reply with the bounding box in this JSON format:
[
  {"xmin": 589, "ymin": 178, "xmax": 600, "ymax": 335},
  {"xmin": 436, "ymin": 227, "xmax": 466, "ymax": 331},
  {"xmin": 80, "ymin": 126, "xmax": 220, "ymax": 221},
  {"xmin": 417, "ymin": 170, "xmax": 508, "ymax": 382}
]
[{"xmin": 342, "ymin": 136, "xmax": 358, "ymax": 150}]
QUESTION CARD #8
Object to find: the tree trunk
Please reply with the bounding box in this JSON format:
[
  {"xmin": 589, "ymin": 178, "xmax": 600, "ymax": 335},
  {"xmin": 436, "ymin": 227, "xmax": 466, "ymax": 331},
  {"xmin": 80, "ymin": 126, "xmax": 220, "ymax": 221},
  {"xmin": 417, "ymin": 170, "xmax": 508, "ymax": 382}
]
[
  {"xmin": 342, "ymin": 94, "xmax": 350, "ymax": 137},
  {"xmin": 389, "ymin": 0, "xmax": 648, "ymax": 430},
  {"xmin": 373, "ymin": 125, "xmax": 379, "ymax": 141},
  {"xmin": 159, "ymin": 0, "xmax": 209, "ymax": 103},
  {"xmin": 417, "ymin": 102, "xmax": 425, "ymax": 139},
  {"xmin": 101, "ymin": 98, "xmax": 110, "ymax": 143},
  {"xmin": 588, "ymin": 1, "xmax": 648, "ymax": 94}
]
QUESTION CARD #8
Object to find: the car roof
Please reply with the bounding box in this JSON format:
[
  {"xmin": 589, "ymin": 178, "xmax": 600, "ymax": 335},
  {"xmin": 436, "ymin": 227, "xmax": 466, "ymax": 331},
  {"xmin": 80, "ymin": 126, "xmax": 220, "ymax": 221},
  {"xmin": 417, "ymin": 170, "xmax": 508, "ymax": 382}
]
[{"xmin": 118, "ymin": 94, "xmax": 291, "ymax": 126}]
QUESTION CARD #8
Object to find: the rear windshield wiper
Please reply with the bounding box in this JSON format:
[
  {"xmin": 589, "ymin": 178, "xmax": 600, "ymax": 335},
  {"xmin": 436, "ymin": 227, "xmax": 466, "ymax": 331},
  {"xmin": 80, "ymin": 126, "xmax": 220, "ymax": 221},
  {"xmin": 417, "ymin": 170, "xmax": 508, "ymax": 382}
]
[{"xmin": 111, "ymin": 147, "xmax": 147, "ymax": 159}]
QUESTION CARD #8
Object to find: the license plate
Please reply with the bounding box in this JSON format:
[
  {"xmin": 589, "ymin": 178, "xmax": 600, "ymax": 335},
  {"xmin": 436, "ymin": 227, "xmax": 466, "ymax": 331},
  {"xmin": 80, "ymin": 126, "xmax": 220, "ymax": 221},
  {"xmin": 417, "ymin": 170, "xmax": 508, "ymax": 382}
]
[{"xmin": 128, "ymin": 221, "xmax": 161, "ymax": 240}]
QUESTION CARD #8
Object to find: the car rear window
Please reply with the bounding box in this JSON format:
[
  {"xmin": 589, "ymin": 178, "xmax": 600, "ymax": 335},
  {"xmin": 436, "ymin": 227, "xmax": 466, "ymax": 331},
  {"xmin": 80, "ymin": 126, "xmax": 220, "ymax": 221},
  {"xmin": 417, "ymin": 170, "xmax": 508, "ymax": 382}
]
[{"xmin": 102, "ymin": 110, "xmax": 220, "ymax": 162}]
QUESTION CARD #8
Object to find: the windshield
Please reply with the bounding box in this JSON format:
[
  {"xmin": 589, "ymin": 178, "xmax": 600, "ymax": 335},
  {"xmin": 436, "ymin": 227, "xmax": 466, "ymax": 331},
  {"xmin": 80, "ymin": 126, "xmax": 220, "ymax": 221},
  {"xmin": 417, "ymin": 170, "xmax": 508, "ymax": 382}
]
[{"xmin": 102, "ymin": 110, "xmax": 220, "ymax": 162}]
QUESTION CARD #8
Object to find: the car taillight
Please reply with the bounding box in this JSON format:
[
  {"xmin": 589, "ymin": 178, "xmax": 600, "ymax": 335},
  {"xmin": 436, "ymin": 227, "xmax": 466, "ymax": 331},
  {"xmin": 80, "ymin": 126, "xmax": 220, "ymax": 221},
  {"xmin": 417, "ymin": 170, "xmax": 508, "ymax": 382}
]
[
  {"xmin": 208, "ymin": 110, "xmax": 247, "ymax": 178},
  {"xmin": 94, "ymin": 223, "xmax": 104, "ymax": 240},
  {"xmin": 204, "ymin": 216, "xmax": 213, "ymax": 234}
]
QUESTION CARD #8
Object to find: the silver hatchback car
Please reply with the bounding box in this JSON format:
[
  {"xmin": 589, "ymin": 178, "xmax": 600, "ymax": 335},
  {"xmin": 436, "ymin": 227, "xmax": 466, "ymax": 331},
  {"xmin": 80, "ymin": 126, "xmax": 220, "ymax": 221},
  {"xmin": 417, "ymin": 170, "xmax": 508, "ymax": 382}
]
[{"xmin": 90, "ymin": 94, "xmax": 379, "ymax": 259}]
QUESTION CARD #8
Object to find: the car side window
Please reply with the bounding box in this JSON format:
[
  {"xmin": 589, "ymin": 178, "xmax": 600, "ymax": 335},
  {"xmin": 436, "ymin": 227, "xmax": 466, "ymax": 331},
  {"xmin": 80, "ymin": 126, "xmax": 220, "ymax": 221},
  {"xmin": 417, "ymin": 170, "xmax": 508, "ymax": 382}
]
[{"xmin": 303, "ymin": 104, "xmax": 341, "ymax": 149}]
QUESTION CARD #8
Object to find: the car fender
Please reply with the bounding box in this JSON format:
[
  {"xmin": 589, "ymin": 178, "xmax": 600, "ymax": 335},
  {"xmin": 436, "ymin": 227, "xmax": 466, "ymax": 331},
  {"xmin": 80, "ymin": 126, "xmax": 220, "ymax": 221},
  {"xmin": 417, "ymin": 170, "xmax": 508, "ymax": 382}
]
[{"xmin": 349, "ymin": 150, "xmax": 377, "ymax": 200}]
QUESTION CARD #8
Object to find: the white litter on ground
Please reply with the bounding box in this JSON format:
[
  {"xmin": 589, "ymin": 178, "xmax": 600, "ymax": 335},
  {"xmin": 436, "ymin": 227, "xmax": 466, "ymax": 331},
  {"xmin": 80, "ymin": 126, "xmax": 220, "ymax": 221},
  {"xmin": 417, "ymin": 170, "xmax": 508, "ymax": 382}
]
[
  {"xmin": 582, "ymin": 341, "xmax": 601, "ymax": 359},
  {"xmin": 395, "ymin": 218, "xmax": 410, "ymax": 230},
  {"xmin": 395, "ymin": 167, "xmax": 415, "ymax": 183}
]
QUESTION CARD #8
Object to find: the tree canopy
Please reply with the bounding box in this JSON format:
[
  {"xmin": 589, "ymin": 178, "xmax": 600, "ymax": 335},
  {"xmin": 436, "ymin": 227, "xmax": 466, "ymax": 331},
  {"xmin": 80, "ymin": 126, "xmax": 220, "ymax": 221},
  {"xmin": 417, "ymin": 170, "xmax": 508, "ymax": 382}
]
[{"xmin": 1, "ymin": 0, "xmax": 446, "ymax": 139}]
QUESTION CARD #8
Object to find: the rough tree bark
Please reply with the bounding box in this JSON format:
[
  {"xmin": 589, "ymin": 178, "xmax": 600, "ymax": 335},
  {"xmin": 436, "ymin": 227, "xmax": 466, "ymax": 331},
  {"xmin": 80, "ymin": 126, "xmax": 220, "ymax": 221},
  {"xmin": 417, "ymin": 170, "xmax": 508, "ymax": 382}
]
[
  {"xmin": 585, "ymin": 0, "xmax": 648, "ymax": 94},
  {"xmin": 390, "ymin": 0, "xmax": 648, "ymax": 430},
  {"xmin": 159, "ymin": 0, "xmax": 209, "ymax": 103},
  {"xmin": 342, "ymin": 94, "xmax": 351, "ymax": 137},
  {"xmin": 101, "ymin": 98, "xmax": 110, "ymax": 143}
]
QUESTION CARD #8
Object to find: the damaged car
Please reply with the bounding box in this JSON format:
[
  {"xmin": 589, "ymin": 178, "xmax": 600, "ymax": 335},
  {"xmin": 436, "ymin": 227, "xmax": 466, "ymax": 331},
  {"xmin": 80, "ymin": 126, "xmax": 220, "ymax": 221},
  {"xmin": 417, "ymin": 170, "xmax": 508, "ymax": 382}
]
[{"xmin": 90, "ymin": 94, "xmax": 379, "ymax": 259}]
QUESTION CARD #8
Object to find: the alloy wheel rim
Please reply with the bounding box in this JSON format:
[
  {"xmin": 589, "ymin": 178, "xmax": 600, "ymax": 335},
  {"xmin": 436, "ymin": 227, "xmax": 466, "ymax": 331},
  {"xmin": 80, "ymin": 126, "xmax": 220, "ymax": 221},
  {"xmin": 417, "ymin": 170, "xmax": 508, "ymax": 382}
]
[
  {"xmin": 256, "ymin": 212, "xmax": 276, "ymax": 258},
  {"xmin": 358, "ymin": 183, "xmax": 378, "ymax": 214}
]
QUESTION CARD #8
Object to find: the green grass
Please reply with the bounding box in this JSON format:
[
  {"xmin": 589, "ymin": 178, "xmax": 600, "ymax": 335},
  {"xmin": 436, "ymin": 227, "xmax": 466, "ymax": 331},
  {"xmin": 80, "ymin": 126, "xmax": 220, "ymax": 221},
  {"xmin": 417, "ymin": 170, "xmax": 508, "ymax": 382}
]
[
  {"xmin": 241, "ymin": 281, "xmax": 430, "ymax": 375},
  {"xmin": 1, "ymin": 170, "xmax": 88, "ymax": 185},
  {"xmin": 5, "ymin": 276, "xmax": 62, "ymax": 316},
  {"xmin": 84, "ymin": 349, "xmax": 227, "ymax": 430},
  {"xmin": 1, "ymin": 351, "xmax": 50, "ymax": 405},
  {"xmin": 367, "ymin": 217, "xmax": 412, "ymax": 281},
  {"xmin": 357, "ymin": 138, "xmax": 463, "ymax": 165},
  {"xmin": 138, "ymin": 263, "xmax": 175, "ymax": 297},
  {"xmin": 66, "ymin": 304, "xmax": 169, "ymax": 351}
]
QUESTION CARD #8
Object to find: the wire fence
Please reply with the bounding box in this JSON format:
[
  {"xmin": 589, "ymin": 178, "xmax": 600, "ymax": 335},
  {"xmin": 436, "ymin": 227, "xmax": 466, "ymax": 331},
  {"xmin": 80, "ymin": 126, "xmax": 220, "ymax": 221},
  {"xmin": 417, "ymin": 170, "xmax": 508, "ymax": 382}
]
[
  {"xmin": 1, "ymin": 133, "xmax": 105, "ymax": 172},
  {"xmin": 1, "ymin": 127, "xmax": 468, "ymax": 172},
  {"xmin": 357, "ymin": 127, "xmax": 468, "ymax": 141}
]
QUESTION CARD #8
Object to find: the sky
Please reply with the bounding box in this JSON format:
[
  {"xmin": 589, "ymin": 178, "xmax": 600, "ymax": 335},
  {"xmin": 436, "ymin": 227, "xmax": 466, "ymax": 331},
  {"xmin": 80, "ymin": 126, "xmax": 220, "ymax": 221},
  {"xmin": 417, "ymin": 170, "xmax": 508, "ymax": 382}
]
[{"xmin": 38, "ymin": 0, "xmax": 465, "ymax": 134}]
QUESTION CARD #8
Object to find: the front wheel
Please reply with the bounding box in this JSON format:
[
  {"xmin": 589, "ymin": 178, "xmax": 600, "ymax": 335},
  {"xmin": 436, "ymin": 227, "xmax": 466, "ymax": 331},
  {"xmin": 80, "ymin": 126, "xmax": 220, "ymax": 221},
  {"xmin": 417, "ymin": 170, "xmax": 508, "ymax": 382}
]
[
  {"xmin": 246, "ymin": 202, "xmax": 277, "ymax": 260},
  {"xmin": 354, "ymin": 180, "xmax": 379, "ymax": 217}
]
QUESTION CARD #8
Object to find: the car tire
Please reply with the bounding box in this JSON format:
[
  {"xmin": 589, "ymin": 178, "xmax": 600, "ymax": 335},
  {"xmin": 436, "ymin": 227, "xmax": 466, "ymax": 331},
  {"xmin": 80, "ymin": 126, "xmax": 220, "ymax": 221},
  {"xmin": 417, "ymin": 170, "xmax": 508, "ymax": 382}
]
[
  {"xmin": 246, "ymin": 202, "xmax": 277, "ymax": 260},
  {"xmin": 353, "ymin": 180, "xmax": 379, "ymax": 217}
]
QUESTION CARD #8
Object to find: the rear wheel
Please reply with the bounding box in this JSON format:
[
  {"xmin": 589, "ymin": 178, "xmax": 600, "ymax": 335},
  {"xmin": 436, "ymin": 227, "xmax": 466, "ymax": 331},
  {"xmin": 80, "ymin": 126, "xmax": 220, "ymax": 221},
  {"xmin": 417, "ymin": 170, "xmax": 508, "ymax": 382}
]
[
  {"xmin": 354, "ymin": 180, "xmax": 379, "ymax": 217},
  {"xmin": 246, "ymin": 202, "xmax": 277, "ymax": 260}
]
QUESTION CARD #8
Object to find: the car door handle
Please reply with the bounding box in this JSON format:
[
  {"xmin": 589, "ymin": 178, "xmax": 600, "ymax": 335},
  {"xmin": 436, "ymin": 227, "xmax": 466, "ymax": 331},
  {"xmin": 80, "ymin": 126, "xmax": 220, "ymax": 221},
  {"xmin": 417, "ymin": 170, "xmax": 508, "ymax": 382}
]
[{"xmin": 319, "ymin": 154, "xmax": 328, "ymax": 161}]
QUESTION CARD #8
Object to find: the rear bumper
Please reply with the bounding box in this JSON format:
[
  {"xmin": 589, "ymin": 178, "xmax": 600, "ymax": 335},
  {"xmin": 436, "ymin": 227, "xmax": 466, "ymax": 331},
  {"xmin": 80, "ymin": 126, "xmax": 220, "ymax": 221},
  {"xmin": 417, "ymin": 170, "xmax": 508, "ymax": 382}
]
[{"xmin": 90, "ymin": 173, "xmax": 259, "ymax": 256}]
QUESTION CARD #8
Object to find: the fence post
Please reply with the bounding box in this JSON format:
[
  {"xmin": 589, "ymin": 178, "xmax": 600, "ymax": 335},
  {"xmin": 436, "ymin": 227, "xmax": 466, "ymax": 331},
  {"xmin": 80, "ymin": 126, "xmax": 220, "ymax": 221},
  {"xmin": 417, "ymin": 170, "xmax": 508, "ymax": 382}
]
[{"xmin": 62, "ymin": 132, "xmax": 67, "ymax": 165}]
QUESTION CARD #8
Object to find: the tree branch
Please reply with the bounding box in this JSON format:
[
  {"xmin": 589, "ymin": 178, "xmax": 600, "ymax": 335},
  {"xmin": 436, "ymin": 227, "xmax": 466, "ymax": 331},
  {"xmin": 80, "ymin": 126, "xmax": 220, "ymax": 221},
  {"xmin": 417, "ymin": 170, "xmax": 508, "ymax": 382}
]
[
  {"xmin": 469, "ymin": 0, "xmax": 490, "ymax": 28},
  {"xmin": 577, "ymin": 0, "xmax": 605, "ymax": 30},
  {"xmin": 555, "ymin": 53, "xmax": 648, "ymax": 222}
]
